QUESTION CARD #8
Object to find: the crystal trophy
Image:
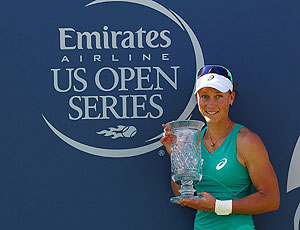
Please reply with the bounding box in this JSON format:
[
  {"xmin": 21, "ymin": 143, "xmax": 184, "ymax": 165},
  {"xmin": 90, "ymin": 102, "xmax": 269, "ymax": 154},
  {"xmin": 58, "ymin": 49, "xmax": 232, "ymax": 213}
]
[{"xmin": 166, "ymin": 120, "xmax": 205, "ymax": 204}]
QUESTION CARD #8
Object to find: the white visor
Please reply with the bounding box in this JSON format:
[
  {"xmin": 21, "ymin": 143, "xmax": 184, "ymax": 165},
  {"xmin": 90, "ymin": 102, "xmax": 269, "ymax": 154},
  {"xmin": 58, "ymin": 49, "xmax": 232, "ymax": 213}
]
[{"xmin": 194, "ymin": 73, "xmax": 233, "ymax": 94}]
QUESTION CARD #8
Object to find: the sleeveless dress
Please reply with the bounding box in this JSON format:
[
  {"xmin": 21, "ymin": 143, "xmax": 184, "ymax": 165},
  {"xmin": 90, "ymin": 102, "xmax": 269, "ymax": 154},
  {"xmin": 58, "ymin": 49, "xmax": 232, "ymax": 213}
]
[{"xmin": 194, "ymin": 124, "xmax": 255, "ymax": 230}]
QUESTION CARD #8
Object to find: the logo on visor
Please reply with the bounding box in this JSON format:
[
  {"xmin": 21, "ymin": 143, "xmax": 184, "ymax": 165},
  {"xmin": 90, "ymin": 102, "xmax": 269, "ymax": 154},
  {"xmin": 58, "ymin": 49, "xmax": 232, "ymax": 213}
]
[{"xmin": 208, "ymin": 75, "xmax": 215, "ymax": 81}]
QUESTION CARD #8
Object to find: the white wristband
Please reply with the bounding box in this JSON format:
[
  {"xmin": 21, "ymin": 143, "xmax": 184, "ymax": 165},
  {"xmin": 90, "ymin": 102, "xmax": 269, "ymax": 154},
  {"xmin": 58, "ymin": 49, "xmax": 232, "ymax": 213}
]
[{"xmin": 215, "ymin": 199, "xmax": 232, "ymax": 215}]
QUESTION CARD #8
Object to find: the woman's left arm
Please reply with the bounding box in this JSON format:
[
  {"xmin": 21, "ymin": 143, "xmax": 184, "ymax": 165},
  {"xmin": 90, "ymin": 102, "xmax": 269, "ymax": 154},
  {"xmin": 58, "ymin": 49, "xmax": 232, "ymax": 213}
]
[{"xmin": 231, "ymin": 128, "xmax": 280, "ymax": 214}]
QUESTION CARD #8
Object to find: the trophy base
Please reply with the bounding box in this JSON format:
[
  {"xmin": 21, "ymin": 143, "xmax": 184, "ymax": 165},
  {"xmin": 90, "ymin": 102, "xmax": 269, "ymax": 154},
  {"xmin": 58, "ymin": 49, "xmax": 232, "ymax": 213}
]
[{"xmin": 170, "ymin": 195, "xmax": 203, "ymax": 204}]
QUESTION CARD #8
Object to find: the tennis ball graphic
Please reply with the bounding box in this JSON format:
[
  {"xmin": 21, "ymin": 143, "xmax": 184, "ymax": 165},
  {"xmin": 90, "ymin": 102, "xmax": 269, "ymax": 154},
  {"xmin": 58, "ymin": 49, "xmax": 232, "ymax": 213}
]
[{"xmin": 122, "ymin": 126, "xmax": 137, "ymax": 137}]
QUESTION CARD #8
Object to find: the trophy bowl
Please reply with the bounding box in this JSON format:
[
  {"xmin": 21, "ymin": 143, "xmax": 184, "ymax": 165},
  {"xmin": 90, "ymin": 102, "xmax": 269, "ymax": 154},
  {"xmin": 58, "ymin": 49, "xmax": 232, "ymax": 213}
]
[{"xmin": 166, "ymin": 120, "xmax": 205, "ymax": 204}]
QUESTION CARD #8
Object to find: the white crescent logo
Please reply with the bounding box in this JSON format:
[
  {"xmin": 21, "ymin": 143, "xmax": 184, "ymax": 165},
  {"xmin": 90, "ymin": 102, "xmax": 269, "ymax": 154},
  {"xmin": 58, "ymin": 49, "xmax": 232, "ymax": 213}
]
[
  {"xmin": 294, "ymin": 204, "xmax": 300, "ymax": 230},
  {"xmin": 287, "ymin": 136, "xmax": 300, "ymax": 193},
  {"xmin": 287, "ymin": 136, "xmax": 300, "ymax": 230},
  {"xmin": 216, "ymin": 158, "xmax": 227, "ymax": 170}
]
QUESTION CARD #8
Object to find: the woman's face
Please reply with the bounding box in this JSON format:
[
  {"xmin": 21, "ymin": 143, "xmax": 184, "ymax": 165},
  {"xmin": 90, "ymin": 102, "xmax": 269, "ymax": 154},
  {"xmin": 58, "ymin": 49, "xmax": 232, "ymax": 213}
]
[{"xmin": 195, "ymin": 87, "xmax": 235, "ymax": 124}]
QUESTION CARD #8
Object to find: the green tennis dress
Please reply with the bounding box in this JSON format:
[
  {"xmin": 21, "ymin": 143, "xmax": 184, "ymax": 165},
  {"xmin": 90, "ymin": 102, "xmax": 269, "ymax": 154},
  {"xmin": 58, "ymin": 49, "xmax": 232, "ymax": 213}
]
[{"xmin": 194, "ymin": 124, "xmax": 255, "ymax": 230}]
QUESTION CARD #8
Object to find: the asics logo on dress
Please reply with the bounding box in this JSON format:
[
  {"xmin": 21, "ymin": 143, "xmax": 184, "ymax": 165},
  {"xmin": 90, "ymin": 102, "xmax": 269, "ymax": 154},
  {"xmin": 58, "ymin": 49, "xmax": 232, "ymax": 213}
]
[{"xmin": 216, "ymin": 158, "xmax": 228, "ymax": 170}]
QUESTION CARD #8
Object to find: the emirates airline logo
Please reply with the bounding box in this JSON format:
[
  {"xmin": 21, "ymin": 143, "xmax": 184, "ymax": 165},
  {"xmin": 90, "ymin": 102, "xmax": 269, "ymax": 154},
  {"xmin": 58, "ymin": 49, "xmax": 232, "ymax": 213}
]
[{"xmin": 41, "ymin": 0, "xmax": 204, "ymax": 158}]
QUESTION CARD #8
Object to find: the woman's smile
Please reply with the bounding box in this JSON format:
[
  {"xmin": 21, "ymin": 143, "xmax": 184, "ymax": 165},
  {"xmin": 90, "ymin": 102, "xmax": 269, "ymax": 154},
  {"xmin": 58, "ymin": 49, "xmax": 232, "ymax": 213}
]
[{"xmin": 205, "ymin": 110, "xmax": 219, "ymax": 115}]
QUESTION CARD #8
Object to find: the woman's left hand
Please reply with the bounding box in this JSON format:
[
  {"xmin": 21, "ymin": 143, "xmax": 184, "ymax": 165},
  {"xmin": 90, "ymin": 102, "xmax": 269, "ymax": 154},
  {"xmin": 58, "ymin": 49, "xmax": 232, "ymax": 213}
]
[{"xmin": 178, "ymin": 192, "xmax": 216, "ymax": 212}]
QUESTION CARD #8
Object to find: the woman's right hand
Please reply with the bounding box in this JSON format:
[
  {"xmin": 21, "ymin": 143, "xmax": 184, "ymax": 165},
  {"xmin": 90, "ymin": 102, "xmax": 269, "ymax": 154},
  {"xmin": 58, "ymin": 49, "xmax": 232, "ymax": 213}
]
[{"xmin": 160, "ymin": 124, "xmax": 173, "ymax": 156}]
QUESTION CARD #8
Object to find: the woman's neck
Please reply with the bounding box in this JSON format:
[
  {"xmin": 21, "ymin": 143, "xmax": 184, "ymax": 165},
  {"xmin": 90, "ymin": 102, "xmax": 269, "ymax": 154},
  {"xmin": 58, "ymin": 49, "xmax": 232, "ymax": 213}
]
[{"xmin": 206, "ymin": 118, "xmax": 234, "ymax": 140}]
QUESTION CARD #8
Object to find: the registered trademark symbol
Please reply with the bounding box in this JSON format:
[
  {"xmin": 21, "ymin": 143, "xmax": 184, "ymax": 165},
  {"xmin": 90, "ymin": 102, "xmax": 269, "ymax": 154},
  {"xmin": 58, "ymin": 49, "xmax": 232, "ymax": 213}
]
[{"xmin": 158, "ymin": 150, "xmax": 165, "ymax": 157}]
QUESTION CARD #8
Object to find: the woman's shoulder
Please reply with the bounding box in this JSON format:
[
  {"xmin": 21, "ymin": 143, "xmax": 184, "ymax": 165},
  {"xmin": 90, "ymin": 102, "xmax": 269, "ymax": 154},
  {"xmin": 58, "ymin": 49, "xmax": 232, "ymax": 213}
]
[
  {"xmin": 237, "ymin": 126, "xmax": 262, "ymax": 145},
  {"xmin": 236, "ymin": 125, "xmax": 267, "ymax": 161}
]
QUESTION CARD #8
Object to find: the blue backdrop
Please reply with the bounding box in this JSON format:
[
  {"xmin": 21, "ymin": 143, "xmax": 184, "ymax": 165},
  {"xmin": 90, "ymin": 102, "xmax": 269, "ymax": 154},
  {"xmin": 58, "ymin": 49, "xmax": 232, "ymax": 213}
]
[{"xmin": 1, "ymin": 0, "xmax": 299, "ymax": 229}]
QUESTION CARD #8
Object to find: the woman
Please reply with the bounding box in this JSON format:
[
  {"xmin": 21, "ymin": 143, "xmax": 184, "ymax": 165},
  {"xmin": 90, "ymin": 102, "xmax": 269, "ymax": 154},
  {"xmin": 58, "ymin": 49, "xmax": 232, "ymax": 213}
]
[{"xmin": 161, "ymin": 65, "xmax": 280, "ymax": 230}]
